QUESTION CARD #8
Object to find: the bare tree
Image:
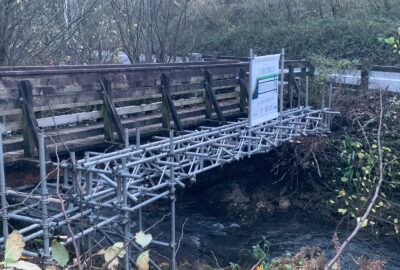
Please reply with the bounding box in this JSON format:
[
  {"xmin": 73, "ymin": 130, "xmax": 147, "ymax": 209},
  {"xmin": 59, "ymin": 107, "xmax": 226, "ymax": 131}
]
[{"xmin": 111, "ymin": 0, "xmax": 193, "ymax": 63}]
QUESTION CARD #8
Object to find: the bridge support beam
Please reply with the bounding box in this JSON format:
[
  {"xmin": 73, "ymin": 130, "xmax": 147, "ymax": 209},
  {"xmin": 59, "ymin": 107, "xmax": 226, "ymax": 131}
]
[
  {"xmin": 160, "ymin": 74, "xmax": 183, "ymax": 131},
  {"xmin": 101, "ymin": 77, "xmax": 125, "ymax": 143},
  {"xmin": 204, "ymin": 70, "xmax": 224, "ymax": 121},
  {"xmin": 18, "ymin": 80, "xmax": 41, "ymax": 158}
]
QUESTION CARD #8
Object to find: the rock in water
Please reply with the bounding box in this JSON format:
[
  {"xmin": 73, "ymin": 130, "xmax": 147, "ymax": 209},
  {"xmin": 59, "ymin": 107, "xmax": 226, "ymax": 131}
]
[{"xmin": 279, "ymin": 197, "xmax": 291, "ymax": 210}]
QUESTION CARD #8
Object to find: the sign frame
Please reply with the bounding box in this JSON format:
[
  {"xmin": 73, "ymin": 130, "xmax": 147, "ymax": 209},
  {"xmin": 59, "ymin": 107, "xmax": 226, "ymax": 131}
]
[{"xmin": 248, "ymin": 52, "xmax": 284, "ymax": 127}]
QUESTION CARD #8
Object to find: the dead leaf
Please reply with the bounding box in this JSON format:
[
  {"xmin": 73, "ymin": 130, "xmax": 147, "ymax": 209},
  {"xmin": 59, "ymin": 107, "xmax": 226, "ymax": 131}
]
[
  {"xmin": 136, "ymin": 250, "xmax": 149, "ymax": 270},
  {"xmin": 107, "ymin": 257, "xmax": 119, "ymax": 270},
  {"xmin": 5, "ymin": 231, "xmax": 25, "ymax": 265}
]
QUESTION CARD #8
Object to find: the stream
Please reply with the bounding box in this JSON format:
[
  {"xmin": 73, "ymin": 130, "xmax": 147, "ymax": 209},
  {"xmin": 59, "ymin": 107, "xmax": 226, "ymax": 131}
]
[
  {"xmin": 173, "ymin": 203, "xmax": 399, "ymax": 269},
  {"xmin": 144, "ymin": 190, "xmax": 400, "ymax": 269}
]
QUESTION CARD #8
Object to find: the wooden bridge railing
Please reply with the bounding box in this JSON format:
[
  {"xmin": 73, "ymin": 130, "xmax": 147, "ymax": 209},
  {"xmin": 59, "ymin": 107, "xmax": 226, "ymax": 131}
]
[{"xmin": 0, "ymin": 59, "xmax": 311, "ymax": 160}]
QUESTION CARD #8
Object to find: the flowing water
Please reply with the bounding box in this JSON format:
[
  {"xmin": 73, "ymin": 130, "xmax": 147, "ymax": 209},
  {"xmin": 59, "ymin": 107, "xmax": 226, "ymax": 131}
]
[
  {"xmin": 147, "ymin": 195, "xmax": 400, "ymax": 269},
  {"xmin": 176, "ymin": 204, "xmax": 399, "ymax": 269}
]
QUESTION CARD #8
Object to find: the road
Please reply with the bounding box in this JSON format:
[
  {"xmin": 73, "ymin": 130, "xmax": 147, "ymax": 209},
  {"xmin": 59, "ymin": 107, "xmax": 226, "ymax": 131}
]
[{"xmin": 330, "ymin": 70, "xmax": 400, "ymax": 92}]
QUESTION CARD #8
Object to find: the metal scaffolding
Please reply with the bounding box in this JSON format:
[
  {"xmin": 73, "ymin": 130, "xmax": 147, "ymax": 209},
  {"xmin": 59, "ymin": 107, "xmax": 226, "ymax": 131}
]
[{"xmin": 0, "ymin": 105, "xmax": 336, "ymax": 269}]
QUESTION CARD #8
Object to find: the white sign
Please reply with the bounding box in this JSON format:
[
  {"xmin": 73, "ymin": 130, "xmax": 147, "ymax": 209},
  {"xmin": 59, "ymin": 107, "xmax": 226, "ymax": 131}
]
[{"xmin": 249, "ymin": 54, "xmax": 281, "ymax": 127}]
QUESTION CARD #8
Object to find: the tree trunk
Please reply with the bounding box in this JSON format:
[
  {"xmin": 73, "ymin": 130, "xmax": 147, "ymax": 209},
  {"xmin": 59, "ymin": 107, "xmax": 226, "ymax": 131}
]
[
  {"xmin": 0, "ymin": 44, "xmax": 7, "ymax": 66},
  {"xmin": 285, "ymin": 0, "xmax": 294, "ymax": 24}
]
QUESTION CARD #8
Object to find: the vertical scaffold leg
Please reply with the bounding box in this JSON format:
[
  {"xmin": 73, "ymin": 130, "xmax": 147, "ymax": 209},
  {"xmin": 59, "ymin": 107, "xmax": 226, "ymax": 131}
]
[
  {"xmin": 38, "ymin": 133, "xmax": 50, "ymax": 262},
  {"xmin": 0, "ymin": 133, "xmax": 9, "ymax": 242},
  {"xmin": 169, "ymin": 130, "xmax": 177, "ymax": 270},
  {"xmin": 136, "ymin": 127, "xmax": 143, "ymax": 232},
  {"xmin": 85, "ymin": 152, "xmax": 93, "ymax": 257},
  {"xmin": 123, "ymin": 128, "xmax": 131, "ymax": 270}
]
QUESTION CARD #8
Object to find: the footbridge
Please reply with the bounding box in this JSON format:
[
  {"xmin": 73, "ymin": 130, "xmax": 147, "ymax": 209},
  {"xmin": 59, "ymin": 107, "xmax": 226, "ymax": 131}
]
[{"xmin": 0, "ymin": 58, "xmax": 336, "ymax": 269}]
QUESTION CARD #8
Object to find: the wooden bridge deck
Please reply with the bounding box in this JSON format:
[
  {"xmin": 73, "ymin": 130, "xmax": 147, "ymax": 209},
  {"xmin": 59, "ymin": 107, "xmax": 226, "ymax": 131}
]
[{"xmin": 0, "ymin": 59, "xmax": 311, "ymax": 184}]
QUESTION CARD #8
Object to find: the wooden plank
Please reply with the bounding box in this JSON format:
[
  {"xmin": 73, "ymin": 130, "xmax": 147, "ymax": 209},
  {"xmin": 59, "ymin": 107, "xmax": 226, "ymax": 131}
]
[
  {"xmin": 360, "ymin": 61, "xmax": 370, "ymax": 90},
  {"xmin": 101, "ymin": 77, "xmax": 125, "ymax": 142},
  {"xmin": 0, "ymin": 60, "xmax": 240, "ymax": 72},
  {"xmin": 18, "ymin": 80, "xmax": 41, "ymax": 158},
  {"xmin": 2, "ymin": 97, "xmax": 242, "ymax": 154},
  {"xmin": 160, "ymin": 73, "xmax": 183, "ymax": 131},
  {"xmin": 0, "ymin": 62, "xmax": 248, "ymax": 77},
  {"xmin": 204, "ymin": 71, "xmax": 224, "ymax": 121},
  {"xmin": 2, "ymin": 91, "xmax": 240, "ymax": 132}
]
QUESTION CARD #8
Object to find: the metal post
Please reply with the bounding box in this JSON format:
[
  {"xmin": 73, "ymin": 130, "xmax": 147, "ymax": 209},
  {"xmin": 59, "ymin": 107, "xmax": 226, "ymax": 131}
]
[
  {"xmin": 0, "ymin": 132, "xmax": 9, "ymax": 242},
  {"xmin": 123, "ymin": 127, "xmax": 129, "ymax": 256},
  {"xmin": 136, "ymin": 128, "xmax": 140, "ymax": 149},
  {"xmin": 62, "ymin": 160, "xmax": 68, "ymax": 190},
  {"xmin": 137, "ymin": 127, "xmax": 143, "ymax": 232},
  {"xmin": 279, "ymin": 48, "xmax": 285, "ymax": 142},
  {"xmin": 280, "ymin": 48, "xmax": 285, "ymax": 113},
  {"xmin": 38, "ymin": 133, "xmax": 50, "ymax": 261},
  {"xmin": 169, "ymin": 130, "xmax": 176, "ymax": 270},
  {"xmin": 121, "ymin": 143, "xmax": 130, "ymax": 270},
  {"xmin": 248, "ymin": 49, "xmax": 254, "ymax": 158},
  {"xmin": 298, "ymin": 78, "xmax": 301, "ymax": 108},
  {"xmin": 328, "ymin": 83, "xmax": 333, "ymax": 128},
  {"xmin": 70, "ymin": 152, "xmax": 77, "ymax": 193},
  {"xmin": 85, "ymin": 152, "xmax": 93, "ymax": 255},
  {"xmin": 125, "ymin": 128, "xmax": 130, "ymax": 149},
  {"xmin": 288, "ymin": 65, "xmax": 294, "ymax": 109},
  {"xmin": 69, "ymin": 151, "xmax": 81, "ymax": 252},
  {"xmin": 305, "ymin": 76, "xmax": 309, "ymax": 108}
]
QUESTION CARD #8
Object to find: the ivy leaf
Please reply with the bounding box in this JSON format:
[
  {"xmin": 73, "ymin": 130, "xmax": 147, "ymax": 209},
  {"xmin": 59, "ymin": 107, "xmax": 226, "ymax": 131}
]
[
  {"xmin": 135, "ymin": 231, "xmax": 152, "ymax": 248},
  {"xmin": 5, "ymin": 231, "xmax": 25, "ymax": 265},
  {"xmin": 337, "ymin": 190, "xmax": 346, "ymax": 197},
  {"xmin": 51, "ymin": 240, "xmax": 69, "ymax": 267},
  {"xmin": 360, "ymin": 218, "xmax": 368, "ymax": 228},
  {"xmin": 112, "ymin": 242, "xmax": 126, "ymax": 258},
  {"xmin": 338, "ymin": 208, "xmax": 347, "ymax": 215},
  {"xmin": 384, "ymin": 37, "xmax": 395, "ymax": 45},
  {"xmin": 104, "ymin": 242, "xmax": 126, "ymax": 268},
  {"xmin": 136, "ymin": 250, "xmax": 150, "ymax": 270}
]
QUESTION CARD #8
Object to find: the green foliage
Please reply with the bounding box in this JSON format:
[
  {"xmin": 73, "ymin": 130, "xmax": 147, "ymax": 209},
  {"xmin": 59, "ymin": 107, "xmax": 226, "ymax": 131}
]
[
  {"xmin": 310, "ymin": 55, "xmax": 358, "ymax": 85},
  {"xmin": 51, "ymin": 240, "xmax": 69, "ymax": 267},
  {"xmin": 198, "ymin": 16, "xmax": 399, "ymax": 65},
  {"xmin": 229, "ymin": 242, "xmax": 325, "ymax": 270},
  {"xmin": 379, "ymin": 26, "xmax": 400, "ymax": 55},
  {"xmin": 97, "ymin": 241, "xmax": 128, "ymax": 269},
  {"xmin": 332, "ymin": 135, "xmax": 400, "ymax": 233},
  {"xmin": 1, "ymin": 231, "xmax": 41, "ymax": 270}
]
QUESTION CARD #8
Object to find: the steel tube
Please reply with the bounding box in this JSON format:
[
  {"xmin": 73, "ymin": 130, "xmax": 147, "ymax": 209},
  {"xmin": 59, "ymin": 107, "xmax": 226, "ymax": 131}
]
[
  {"xmin": 65, "ymin": 215, "xmax": 120, "ymax": 244},
  {"xmin": 0, "ymin": 132, "xmax": 8, "ymax": 241},
  {"xmin": 38, "ymin": 133, "xmax": 50, "ymax": 260}
]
